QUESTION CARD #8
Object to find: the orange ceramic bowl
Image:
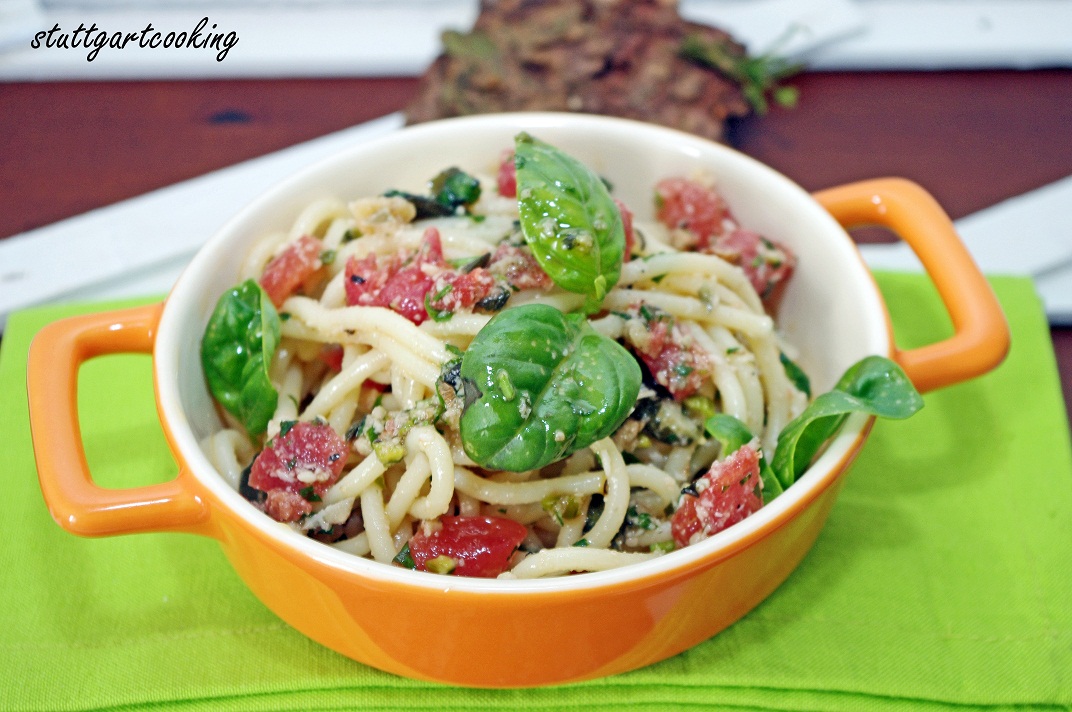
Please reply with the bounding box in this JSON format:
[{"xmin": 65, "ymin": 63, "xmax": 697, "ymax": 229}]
[{"xmin": 27, "ymin": 113, "xmax": 1009, "ymax": 688}]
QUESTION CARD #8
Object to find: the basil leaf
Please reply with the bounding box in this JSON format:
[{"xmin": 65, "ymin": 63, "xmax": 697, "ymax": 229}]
[
  {"xmin": 459, "ymin": 303, "xmax": 641, "ymax": 471},
  {"xmin": 771, "ymin": 355, "xmax": 923, "ymax": 489},
  {"xmin": 393, "ymin": 542, "xmax": 416, "ymax": 569},
  {"xmin": 704, "ymin": 413, "xmax": 754, "ymax": 456},
  {"xmin": 200, "ymin": 279, "xmax": 281, "ymax": 437},
  {"xmin": 704, "ymin": 413, "xmax": 783, "ymax": 503},
  {"xmin": 780, "ymin": 351, "xmax": 811, "ymax": 398},
  {"xmin": 431, "ymin": 167, "xmax": 482, "ymax": 210},
  {"xmin": 514, "ymin": 133, "xmax": 625, "ymax": 313}
]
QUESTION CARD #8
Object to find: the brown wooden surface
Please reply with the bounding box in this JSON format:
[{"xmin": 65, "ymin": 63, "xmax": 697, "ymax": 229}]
[{"xmin": 1, "ymin": 71, "xmax": 1069, "ymax": 422}]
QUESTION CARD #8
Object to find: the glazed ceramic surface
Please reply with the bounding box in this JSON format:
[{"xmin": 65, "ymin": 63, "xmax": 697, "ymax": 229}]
[{"xmin": 28, "ymin": 113, "xmax": 1008, "ymax": 687}]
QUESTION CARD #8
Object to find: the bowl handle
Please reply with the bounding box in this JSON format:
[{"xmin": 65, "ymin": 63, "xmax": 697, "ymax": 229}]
[
  {"xmin": 813, "ymin": 178, "xmax": 1010, "ymax": 393},
  {"xmin": 27, "ymin": 303, "xmax": 210, "ymax": 537}
]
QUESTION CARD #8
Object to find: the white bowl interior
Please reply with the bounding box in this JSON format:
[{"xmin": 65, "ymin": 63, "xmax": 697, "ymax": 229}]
[{"xmin": 157, "ymin": 113, "xmax": 890, "ymax": 592}]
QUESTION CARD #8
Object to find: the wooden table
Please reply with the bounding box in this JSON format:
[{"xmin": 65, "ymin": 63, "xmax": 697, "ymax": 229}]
[{"xmin": 1, "ymin": 71, "xmax": 1069, "ymax": 422}]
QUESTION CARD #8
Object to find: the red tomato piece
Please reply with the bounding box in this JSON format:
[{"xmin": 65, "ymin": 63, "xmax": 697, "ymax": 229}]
[
  {"xmin": 671, "ymin": 445, "xmax": 762, "ymax": 547},
  {"xmin": 654, "ymin": 177, "xmax": 729, "ymax": 249},
  {"xmin": 345, "ymin": 227, "xmax": 512, "ymax": 322},
  {"xmin": 249, "ymin": 421, "xmax": 348, "ymax": 523},
  {"xmin": 407, "ymin": 516, "xmax": 528, "ymax": 578},
  {"xmin": 259, "ymin": 234, "xmax": 325, "ymax": 308},
  {"xmin": 709, "ymin": 228, "xmax": 796, "ymax": 309},
  {"xmin": 318, "ymin": 343, "xmax": 344, "ymax": 372},
  {"xmin": 486, "ymin": 243, "xmax": 552, "ymax": 291},
  {"xmin": 628, "ymin": 307, "xmax": 708, "ymax": 400},
  {"xmin": 497, "ymin": 150, "xmax": 517, "ymax": 198},
  {"xmin": 429, "ymin": 268, "xmax": 499, "ymax": 314},
  {"xmin": 264, "ymin": 489, "xmax": 313, "ymax": 524},
  {"xmin": 371, "ymin": 264, "xmax": 435, "ymax": 324},
  {"xmin": 344, "ymin": 228, "xmax": 446, "ymax": 324}
]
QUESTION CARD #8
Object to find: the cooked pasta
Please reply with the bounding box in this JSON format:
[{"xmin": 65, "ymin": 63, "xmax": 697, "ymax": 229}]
[{"xmin": 199, "ymin": 143, "xmax": 809, "ymax": 579}]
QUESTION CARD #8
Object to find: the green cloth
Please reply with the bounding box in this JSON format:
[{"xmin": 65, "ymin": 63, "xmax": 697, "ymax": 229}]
[{"xmin": 2, "ymin": 273, "xmax": 1070, "ymax": 712}]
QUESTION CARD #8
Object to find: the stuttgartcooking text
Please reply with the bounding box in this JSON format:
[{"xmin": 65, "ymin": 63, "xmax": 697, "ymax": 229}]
[{"xmin": 31, "ymin": 17, "xmax": 239, "ymax": 62}]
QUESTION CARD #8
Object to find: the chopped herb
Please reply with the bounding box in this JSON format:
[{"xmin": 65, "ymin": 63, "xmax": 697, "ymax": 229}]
[
  {"xmin": 342, "ymin": 228, "xmax": 362, "ymax": 243},
  {"xmin": 345, "ymin": 416, "xmax": 366, "ymax": 441},
  {"xmin": 298, "ymin": 485, "xmax": 322, "ymax": 503},
  {"xmin": 650, "ymin": 540, "xmax": 675, "ymax": 553},
  {"xmin": 573, "ymin": 538, "xmax": 590, "ymax": 547},
  {"xmin": 279, "ymin": 312, "xmax": 291, "ymax": 321},
  {"xmin": 320, "ymin": 250, "xmax": 337, "ymax": 265},
  {"xmin": 424, "ymin": 289, "xmax": 455, "ymax": 323},
  {"xmin": 393, "ymin": 543, "xmax": 416, "ymax": 569},
  {"xmin": 674, "ymin": 363, "xmax": 694, "ymax": 377},
  {"xmin": 626, "ymin": 505, "xmax": 656, "ymax": 530},
  {"xmin": 278, "ymin": 419, "xmax": 297, "ymax": 438}
]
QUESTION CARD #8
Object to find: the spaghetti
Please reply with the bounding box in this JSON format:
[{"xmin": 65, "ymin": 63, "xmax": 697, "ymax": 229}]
[{"xmin": 199, "ymin": 143, "xmax": 809, "ymax": 579}]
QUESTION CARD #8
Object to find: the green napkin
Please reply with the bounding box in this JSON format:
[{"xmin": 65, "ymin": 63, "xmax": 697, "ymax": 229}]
[{"xmin": 2, "ymin": 273, "xmax": 1070, "ymax": 712}]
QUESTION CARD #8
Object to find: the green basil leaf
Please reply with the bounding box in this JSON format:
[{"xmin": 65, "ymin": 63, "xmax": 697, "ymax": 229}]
[
  {"xmin": 780, "ymin": 351, "xmax": 811, "ymax": 397},
  {"xmin": 514, "ymin": 133, "xmax": 625, "ymax": 313},
  {"xmin": 459, "ymin": 303, "xmax": 641, "ymax": 471},
  {"xmin": 771, "ymin": 355, "xmax": 923, "ymax": 488},
  {"xmin": 704, "ymin": 413, "xmax": 782, "ymax": 503},
  {"xmin": 431, "ymin": 166, "xmax": 482, "ymax": 210},
  {"xmin": 704, "ymin": 413, "xmax": 754, "ymax": 456},
  {"xmin": 200, "ymin": 279, "xmax": 281, "ymax": 437},
  {"xmin": 393, "ymin": 542, "xmax": 416, "ymax": 569}
]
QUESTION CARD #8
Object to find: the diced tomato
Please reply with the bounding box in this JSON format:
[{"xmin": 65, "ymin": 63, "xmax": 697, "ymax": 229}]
[
  {"xmin": 654, "ymin": 177, "xmax": 729, "ymax": 249},
  {"xmin": 486, "ymin": 243, "xmax": 552, "ymax": 291},
  {"xmin": 615, "ymin": 198, "xmax": 635, "ymax": 261},
  {"xmin": 318, "ymin": 343, "xmax": 344, "ymax": 372},
  {"xmin": 259, "ymin": 234, "xmax": 325, "ymax": 308},
  {"xmin": 249, "ymin": 421, "xmax": 348, "ymax": 522},
  {"xmin": 671, "ymin": 445, "xmax": 762, "ymax": 547},
  {"xmin": 345, "ymin": 227, "xmax": 503, "ymax": 324},
  {"xmin": 627, "ymin": 305, "xmax": 708, "ymax": 400},
  {"xmin": 344, "ymin": 229, "xmax": 440, "ymax": 324},
  {"xmin": 344, "ymin": 252, "xmax": 397, "ymax": 306},
  {"xmin": 371, "ymin": 263, "xmax": 434, "ymax": 324},
  {"xmin": 708, "ymin": 228, "xmax": 796, "ymax": 309},
  {"xmin": 497, "ymin": 150, "xmax": 517, "ymax": 198},
  {"xmin": 264, "ymin": 489, "xmax": 314, "ymax": 523},
  {"xmin": 431, "ymin": 269, "xmax": 499, "ymax": 313},
  {"xmin": 407, "ymin": 516, "xmax": 528, "ymax": 578}
]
